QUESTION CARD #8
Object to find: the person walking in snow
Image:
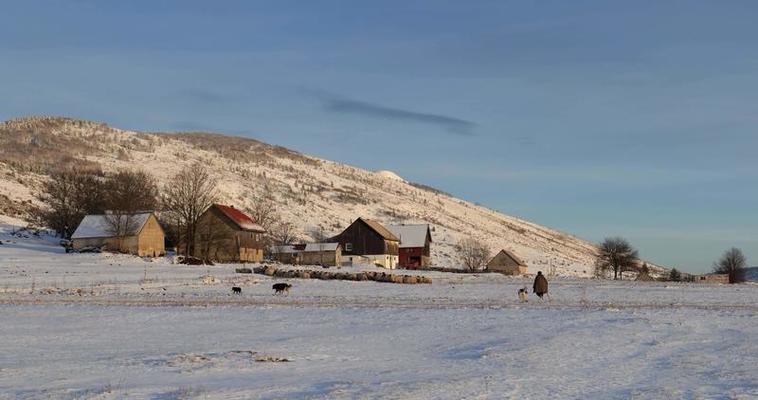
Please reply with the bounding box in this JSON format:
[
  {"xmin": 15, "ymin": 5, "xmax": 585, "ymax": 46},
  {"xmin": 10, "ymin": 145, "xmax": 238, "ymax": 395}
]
[{"xmin": 533, "ymin": 271, "xmax": 548, "ymax": 300}]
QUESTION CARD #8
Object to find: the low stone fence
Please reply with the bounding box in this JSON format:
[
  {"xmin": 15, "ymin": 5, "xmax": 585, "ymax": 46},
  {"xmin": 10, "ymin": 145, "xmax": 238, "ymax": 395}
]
[
  {"xmin": 423, "ymin": 266, "xmax": 491, "ymax": 274},
  {"xmin": 250, "ymin": 266, "xmax": 432, "ymax": 284}
]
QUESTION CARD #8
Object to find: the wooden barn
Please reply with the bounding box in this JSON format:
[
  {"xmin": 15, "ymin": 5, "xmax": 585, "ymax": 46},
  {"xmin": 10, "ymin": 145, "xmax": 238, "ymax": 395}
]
[
  {"xmin": 330, "ymin": 218, "xmax": 400, "ymax": 268},
  {"xmin": 486, "ymin": 249, "xmax": 528, "ymax": 275},
  {"xmin": 386, "ymin": 224, "xmax": 432, "ymax": 269},
  {"xmin": 300, "ymin": 243, "xmax": 342, "ymax": 267},
  {"xmin": 194, "ymin": 204, "xmax": 266, "ymax": 263},
  {"xmin": 71, "ymin": 212, "xmax": 165, "ymax": 257}
]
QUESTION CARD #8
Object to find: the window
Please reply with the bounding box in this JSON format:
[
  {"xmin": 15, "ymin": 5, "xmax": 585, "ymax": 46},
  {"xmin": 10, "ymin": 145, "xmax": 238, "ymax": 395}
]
[{"xmin": 345, "ymin": 243, "xmax": 353, "ymax": 252}]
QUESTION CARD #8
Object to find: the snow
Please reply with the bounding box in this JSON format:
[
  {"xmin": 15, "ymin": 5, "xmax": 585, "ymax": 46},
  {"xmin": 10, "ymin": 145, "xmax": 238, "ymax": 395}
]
[
  {"xmin": 1, "ymin": 117, "xmax": 658, "ymax": 277},
  {"xmin": 71, "ymin": 213, "xmax": 153, "ymax": 239},
  {"xmin": 1, "ymin": 226, "xmax": 757, "ymax": 398},
  {"xmin": 374, "ymin": 170, "xmax": 406, "ymax": 182}
]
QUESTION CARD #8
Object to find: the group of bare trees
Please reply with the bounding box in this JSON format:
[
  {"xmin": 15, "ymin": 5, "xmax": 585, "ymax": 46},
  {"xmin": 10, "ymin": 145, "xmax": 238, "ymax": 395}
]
[
  {"xmin": 33, "ymin": 169, "xmax": 159, "ymax": 239},
  {"xmin": 33, "ymin": 164, "xmax": 219, "ymax": 258},
  {"xmin": 593, "ymin": 236, "xmax": 748, "ymax": 284},
  {"xmin": 34, "ymin": 161, "xmax": 306, "ymax": 260}
]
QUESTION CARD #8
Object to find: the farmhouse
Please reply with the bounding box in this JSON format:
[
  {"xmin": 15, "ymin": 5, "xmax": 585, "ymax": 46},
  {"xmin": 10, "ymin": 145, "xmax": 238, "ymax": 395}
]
[
  {"xmin": 486, "ymin": 249, "xmax": 528, "ymax": 275},
  {"xmin": 330, "ymin": 218, "xmax": 400, "ymax": 268},
  {"xmin": 194, "ymin": 204, "xmax": 266, "ymax": 263},
  {"xmin": 71, "ymin": 212, "xmax": 165, "ymax": 257},
  {"xmin": 386, "ymin": 224, "xmax": 432, "ymax": 269},
  {"xmin": 694, "ymin": 273, "xmax": 730, "ymax": 284},
  {"xmin": 300, "ymin": 243, "xmax": 342, "ymax": 267}
]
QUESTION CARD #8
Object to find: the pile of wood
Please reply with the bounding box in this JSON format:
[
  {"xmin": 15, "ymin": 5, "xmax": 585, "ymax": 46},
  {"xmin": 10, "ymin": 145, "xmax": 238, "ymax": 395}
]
[{"xmin": 250, "ymin": 265, "xmax": 432, "ymax": 284}]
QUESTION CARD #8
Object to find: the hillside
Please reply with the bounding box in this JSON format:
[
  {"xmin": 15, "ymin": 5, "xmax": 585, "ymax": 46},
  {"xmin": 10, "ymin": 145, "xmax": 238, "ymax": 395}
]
[{"xmin": 0, "ymin": 116, "xmax": 662, "ymax": 276}]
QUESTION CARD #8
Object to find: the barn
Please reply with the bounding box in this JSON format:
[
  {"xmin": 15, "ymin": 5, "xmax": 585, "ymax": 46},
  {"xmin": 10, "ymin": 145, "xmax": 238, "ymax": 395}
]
[
  {"xmin": 71, "ymin": 212, "xmax": 165, "ymax": 257},
  {"xmin": 486, "ymin": 249, "xmax": 528, "ymax": 275},
  {"xmin": 386, "ymin": 224, "xmax": 432, "ymax": 269},
  {"xmin": 194, "ymin": 204, "xmax": 266, "ymax": 263},
  {"xmin": 330, "ymin": 218, "xmax": 400, "ymax": 268}
]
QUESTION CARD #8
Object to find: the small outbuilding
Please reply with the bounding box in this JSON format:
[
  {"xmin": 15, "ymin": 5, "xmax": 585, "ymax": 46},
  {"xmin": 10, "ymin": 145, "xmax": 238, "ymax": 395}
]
[
  {"xmin": 300, "ymin": 243, "xmax": 342, "ymax": 267},
  {"xmin": 386, "ymin": 224, "xmax": 432, "ymax": 269},
  {"xmin": 694, "ymin": 273, "xmax": 730, "ymax": 284},
  {"xmin": 486, "ymin": 249, "xmax": 528, "ymax": 275},
  {"xmin": 270, "ymin": 244, "xmax": 302, "ymax": 264},
  {"xmin": 71, "ymin": 212, "xmax": 165, "ymax": 257}
]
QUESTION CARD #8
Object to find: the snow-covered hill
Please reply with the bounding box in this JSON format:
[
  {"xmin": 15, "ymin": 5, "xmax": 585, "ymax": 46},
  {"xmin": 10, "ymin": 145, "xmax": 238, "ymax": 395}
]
[{"xmin": 0, "ymin": 116, "xmax": 665, "ymax": 276}]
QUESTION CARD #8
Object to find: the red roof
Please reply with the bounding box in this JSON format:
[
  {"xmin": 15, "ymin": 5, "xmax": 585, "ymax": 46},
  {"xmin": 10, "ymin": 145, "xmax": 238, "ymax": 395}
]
[{"xmin": 214, "ymin": 204, "xmax": 266, "ymax": 232}]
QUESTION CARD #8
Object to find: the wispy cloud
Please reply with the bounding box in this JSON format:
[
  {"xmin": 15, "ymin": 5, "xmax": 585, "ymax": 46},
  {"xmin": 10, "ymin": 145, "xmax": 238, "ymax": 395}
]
[{"xmin": 307, "ymin": 90, "xmax": 476, "ymax": 136}]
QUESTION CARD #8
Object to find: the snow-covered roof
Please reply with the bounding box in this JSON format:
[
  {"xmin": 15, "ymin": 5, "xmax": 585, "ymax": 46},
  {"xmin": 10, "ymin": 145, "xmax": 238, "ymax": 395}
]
[
  {"xmin": 491, "ymin": 249, "xmax": 526, "ymax": 267},
  {"xmin": 360, "ymin": 219, "xmax": 400, "ymax": 242},
  {"xmin": 71, "ymin": 213, "xmax": 153, "ymax": 239},
  {"xmin": 386, "ymin": 224, "xmax": 430, "ymax": 248},
  {"xmin": 304, "ymin": 242, "xmax": 340, "ymax": 252},
  {"xmin": 213, "ymin": 204, "xmax": 265, "ymax": 232}
]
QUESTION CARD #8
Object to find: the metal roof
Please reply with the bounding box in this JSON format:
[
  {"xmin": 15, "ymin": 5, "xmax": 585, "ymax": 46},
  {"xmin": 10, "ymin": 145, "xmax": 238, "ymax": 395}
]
[
  {"xmin": 71, "ymin": 213, "xmax": 153, "ymax": 239},
  {"xmin": 386, "ymin": 224, "xmax": 431, "ymax": 248},
  {"xmin": 304, "ymin": 242, "xmax": 341, "ymax": 252},
  {"xmin": 213, "ymin": 204, "xmax": 265, "ymax": 232},
  {"xmin": 360, "ymin": 218, "xmax": 400, "ymax": 242}
]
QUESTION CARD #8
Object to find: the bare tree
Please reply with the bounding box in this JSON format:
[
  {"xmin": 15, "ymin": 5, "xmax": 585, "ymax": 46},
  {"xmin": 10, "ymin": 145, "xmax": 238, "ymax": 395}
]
[
  {"xmin": 102, "ymin": 212, "xmax": 141, "ymax": 252},
  {"xmin": 270, "ymin": 221, "xmax": 298, "ymax": 246},
  {"xmin": 307, "ymin": 225, "xmax": 329, "ymax": 242},
  {"xmin": 455, "ymin": 237, "xmax": 491, "ymax": 272},
  {"xmin": 101, "ymin": 170, "xmax": 160, "ymax": 251},
  {"xmin": 32, "ymin": 170, "xmax": 106, "ymax": 238},
  {"xmin": 195, "ymin": 213, "xmax": 236, "ymax": 262},
  {"xmin": 713, "ymin": 247, "xmax": 747, "ymax": 284},
  {"xmin": 595, "ymin": 237, "xmax": 639, "ymax": 280},
  {"xmin": 161, "ymin": 164, "xmax": 218, "ymax": 258},
  {"xmin": 246, "ymin": 194, "xmax": 278, "ymax": 233},
  {"xmin": 103, "ymin": 170, "xmax": 159, "ymax": 212}
]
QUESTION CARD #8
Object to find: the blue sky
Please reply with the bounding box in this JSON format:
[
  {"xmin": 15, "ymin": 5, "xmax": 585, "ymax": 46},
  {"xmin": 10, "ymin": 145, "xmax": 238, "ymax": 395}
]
[{"xmin": 2, "ymin": 1, "xmax": 756, "ymax": 272}]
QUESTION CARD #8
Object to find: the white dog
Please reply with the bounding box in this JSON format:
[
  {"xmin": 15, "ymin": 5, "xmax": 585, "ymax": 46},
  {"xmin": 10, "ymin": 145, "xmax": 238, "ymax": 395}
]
[{"xmin": 518, "ymin": 287, "xmax": 529, "ymax": 303}]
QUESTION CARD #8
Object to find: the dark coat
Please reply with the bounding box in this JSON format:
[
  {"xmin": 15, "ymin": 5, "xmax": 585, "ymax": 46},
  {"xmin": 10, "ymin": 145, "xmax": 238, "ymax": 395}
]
[{"xmin": 533, "ymin": 273, "xmax": 548, "ymax": 295}]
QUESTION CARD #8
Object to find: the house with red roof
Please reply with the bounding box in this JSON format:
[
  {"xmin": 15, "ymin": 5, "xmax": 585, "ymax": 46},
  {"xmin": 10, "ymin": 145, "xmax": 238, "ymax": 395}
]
[{"xmin": 194, "ymin": 204, "xmax": 266, "ymax": 263}]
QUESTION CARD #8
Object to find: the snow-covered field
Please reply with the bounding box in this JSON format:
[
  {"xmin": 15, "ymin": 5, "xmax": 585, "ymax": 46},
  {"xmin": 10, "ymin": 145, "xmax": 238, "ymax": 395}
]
[{"xmin": 1, "ymin": 227, "xmax": 757, "ymax": 399}]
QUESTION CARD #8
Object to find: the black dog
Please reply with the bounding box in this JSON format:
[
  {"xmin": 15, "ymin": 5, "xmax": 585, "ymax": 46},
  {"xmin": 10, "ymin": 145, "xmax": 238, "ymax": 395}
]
[
  {"xmin": 232, "ymin": 286, "xmax": 242, "ymax": 294},
  {"xmin": 272, "ymin": 283, "xmax": 292, "ymax": 295}
]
